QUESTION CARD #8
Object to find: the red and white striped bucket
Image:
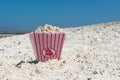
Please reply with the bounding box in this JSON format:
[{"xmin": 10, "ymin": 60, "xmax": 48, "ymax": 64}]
[{"xmin": 29, "ymin": 32, "xmax": 65, "ymax": 62}]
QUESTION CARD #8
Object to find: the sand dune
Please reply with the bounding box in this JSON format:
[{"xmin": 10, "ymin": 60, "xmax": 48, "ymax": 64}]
[{"xmin": 0, "ymin": 22, "xmax": 120, "ymax": 80}]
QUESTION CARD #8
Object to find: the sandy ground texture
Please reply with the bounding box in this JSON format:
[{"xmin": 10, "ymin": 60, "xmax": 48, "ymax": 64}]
[{"xmin": 0, "ymin": 22, "xmax": 120, "ymax": 80}]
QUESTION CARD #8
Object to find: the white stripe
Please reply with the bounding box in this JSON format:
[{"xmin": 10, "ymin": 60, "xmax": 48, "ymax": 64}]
[
  {"xmin": 35, "ymin": 33, "xmax": 41, "ymax": 61},
  {"xmin": 40, "ymin": 33, "xmax": 44, "ymax": 62},
  {"xmin": 44, "ymin": 33, "xmax": 47, "ymax": 49},
  {"xmin": 47, "ymin": 34, "xmax": 51, "ymax": 60},
  {"xmin": 52, "ymin": 34, "xmax": 55, "ymax": 49},
  {"xmin": 55, "ymin": 34, "xmax": 59, "ymax": 59},
  {"xmin": 48, "ymin": 34, "xmax": 51, "ymax": 48},
  {"xmin": 56, "ymin": 33, "xmax": 62, "ymax": 59},
  {"xmin": 55, "ymin": 34, "xmax": 58, "ymax": 51},
  {"xmin": 51, "ymin": 34, "xmax": 54, "ymax": 59},
  {"xmin": 54, "ymin": 34, "xmax": 57, "ymax": 59}
]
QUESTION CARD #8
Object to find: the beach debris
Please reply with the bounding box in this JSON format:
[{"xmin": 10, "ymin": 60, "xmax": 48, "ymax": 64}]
[
  {"xmin": 34, "ymin": 68, "xmax": 41, "ymax": 74},
  {"xmin": 76, "ymin": 53, "xmax": 80, "ymax": 58},
  {"xmin": 93, "ymin": 70, "xmax": 98, "ymax": 75},
  {"xmin": 27, "ymin": 60, "xmax": 38, "ymax": 64},
  {"xmin": 62, "ymin": 60, "xmax": 66, "ymax": 64},
  {"xmin": 18, "ymin": 42, "xmax": 21, "ymax": 45},
  {"xmin": 0, "ymin": 49, "xmax": 4, "ymax": 51},
  {"xmin": 15, "ymin": 60, "xmax": 38, "ymax": 68},
  {"xmin": 87, "ymin": 78, "xmax": 92, "ymax": 80},
  {"xmin": 15, "ymin": 61, "xmax": 25, "ymax": 68}
]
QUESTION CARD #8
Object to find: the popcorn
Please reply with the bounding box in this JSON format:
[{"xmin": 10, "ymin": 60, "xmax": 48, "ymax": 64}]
[{"xmin": 35, "ymin": 24, "xmax": 60, "ymax": 33}]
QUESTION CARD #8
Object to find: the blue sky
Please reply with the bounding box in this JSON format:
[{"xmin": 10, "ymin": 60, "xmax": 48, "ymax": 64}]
[{"xmin": 0, "ymin": 0, "xmax": 120, "ymax": 32}]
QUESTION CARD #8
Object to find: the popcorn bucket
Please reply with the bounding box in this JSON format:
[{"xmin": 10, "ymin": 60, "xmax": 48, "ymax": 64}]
[{"xmin": 29, "ymin": 32, "xmax": 65, "ymax": 62}]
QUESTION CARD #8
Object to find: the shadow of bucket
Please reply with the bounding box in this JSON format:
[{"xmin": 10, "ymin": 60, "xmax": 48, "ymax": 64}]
[{"xmin": 29, "ymin": 32, "xmax": 65, "ymax": 62}]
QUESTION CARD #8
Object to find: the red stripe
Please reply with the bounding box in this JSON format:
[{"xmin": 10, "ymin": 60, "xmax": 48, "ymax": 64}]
[
  {"xmin": 46, "ymin": 34, "xmax": 48, "ymax": 61},
  {"xmin": 38, "ymin": 34, "xmax": 42, "ymax": 61},
  {"xmin": 58, "ymin": 33, "xmax": 65, "ymax": 60},
  {"xmin": 46, "ymin": 34, "xmax": 48, "ymax": 48},
  {"xmin": 51, "ymin": 34, "xmax": 54, "ymax": 59},
  {"xmin": 33, "ymin": 32, "xmax": 39, "ymax": 61},
  {"xmin": 53, "ymin": 33, "xmax": 56, "ymax": 59},
  {"xmin": 44, "ymin": 34, "xmax": 47, "ymax": 62},
  {"xmin": 56, "ymin": 33, "xmax": 60, "ymax": 59},
  {"xmin": 44, "ymin": 34, "xmax": 46, "ymax": 62},
  {"xmin": 42, "ymin": 33, "xmax": 45, "ymax": 62},
  {"xmin": 40, "ymin": 34, "xmax": 44, "ymax": 62},
  {"xmin": 45, "ymin": 34, "xmax": 47, "ymax": 61},
  {"xmin": 50, "ymin": 34, "xmax": 53, "ymax": 59},
  {"xmin": 50, "ymin": 34, "xmax": 52, "ymax": 48}
]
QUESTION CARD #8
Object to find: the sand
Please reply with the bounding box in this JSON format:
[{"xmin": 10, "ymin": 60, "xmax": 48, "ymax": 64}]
[{"xmin": 0, "ymin": 22, "xmax": 120, "ymax": 80}]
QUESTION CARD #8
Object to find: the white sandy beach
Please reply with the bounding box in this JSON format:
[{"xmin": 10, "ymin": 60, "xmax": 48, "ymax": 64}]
[{"xmin": 0, "ymin": 22, "xmax": 120, "ymax": 80}]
